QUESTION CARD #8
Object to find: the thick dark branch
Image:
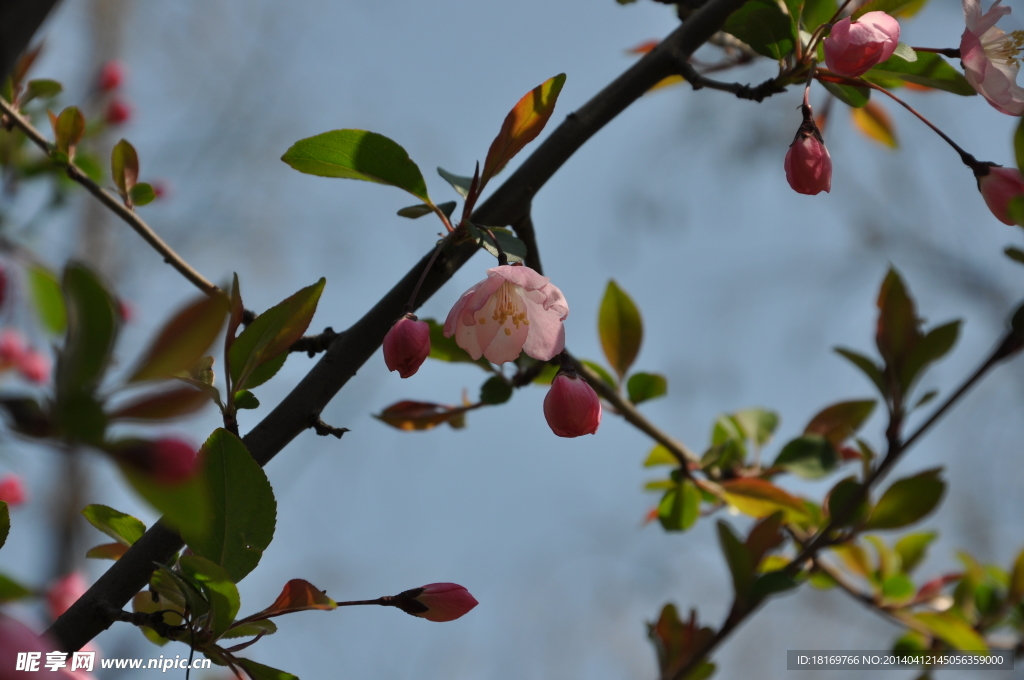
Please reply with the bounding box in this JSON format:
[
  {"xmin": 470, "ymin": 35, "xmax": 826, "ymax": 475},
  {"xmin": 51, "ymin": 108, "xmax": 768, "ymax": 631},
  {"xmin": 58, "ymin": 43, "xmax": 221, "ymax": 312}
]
[
  {"xmin": 46, "ymin": 0, "xmax": 751, "ymax": 651},
  {"xmin": 0, "ymin": 0, "xmax": 61, "ymax": 83}
]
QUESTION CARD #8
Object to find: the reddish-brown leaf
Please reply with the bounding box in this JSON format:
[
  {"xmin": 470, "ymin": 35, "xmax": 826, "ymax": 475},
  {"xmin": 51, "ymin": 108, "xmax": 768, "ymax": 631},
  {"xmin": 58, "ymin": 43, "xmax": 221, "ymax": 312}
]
[
  {"xmin": 239, "ymin": 579, "xmax": 336, "ymax": 625},
  {"xmin": 129, "ymin": 293, "xmax": 229, "ymax": 382},
  {"xmin": 109, "ymin": 386, "xmax": 211, "ymax": 421},
  {"xmin": 374, "ymin": 400, "xmax": 473, "ymax": 431},
  {"xmin": 86, "ymin": 542, "xmax": 129, "ymax": 560}
]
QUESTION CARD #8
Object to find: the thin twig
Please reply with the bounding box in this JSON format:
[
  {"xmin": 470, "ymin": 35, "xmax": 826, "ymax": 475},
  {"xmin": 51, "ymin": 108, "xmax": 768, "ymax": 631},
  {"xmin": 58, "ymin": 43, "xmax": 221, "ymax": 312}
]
[
  {"xmin": 309, "ymin": 414, "xmax": 349, "ymax": 439},
  {"xmin": 675, "ymin": 60, "xmax": 786, "ymax": 102},
  {"xmin": 0, "ymin": 95, "xmax": 220, "ymax": 297},
  {"xmin": 289, "ymin": 327, "xmax": 339, "ymax": 357}
]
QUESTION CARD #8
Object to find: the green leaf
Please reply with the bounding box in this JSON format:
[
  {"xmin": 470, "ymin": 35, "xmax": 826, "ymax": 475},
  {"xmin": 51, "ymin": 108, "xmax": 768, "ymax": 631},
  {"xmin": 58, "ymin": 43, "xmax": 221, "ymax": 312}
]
[
  {"xmin": 863, "ymin": 52, "xmax": 976, "ymax": 96},
  {"xmin": 129, "ymin": 182, "xmax": 156, "ymax": 206},
  {"xmin": 895, "ymin": 531, "xmax": 937, "ymax": 574},
  {"xmin": 81, "ymin": 504, "xmax": 146, "ymax": 546},
  {"xmin": 801, "ymin": 0, "xmax": 838, "ymax": 30},
  {"xmin": 835, "ymin": 347, "xmax": 886, "ymax": 395},
  {"xmin": 281, "ymin": 130, "xmax": 431, "ymax": 203},
  {"xmin": 129, "ymin": 293, "xmax": 229, "ymax": 382},
  {"xmin": 598, "ymin": 280, "xmax": 643, "ymax": 379},
  {"xmin": 644, "ymin": 444, "xmax": 678, "ymax": 467},
  {"xmin": 1008, "ymin": 548, "xmax": 1024, "ymax": 604},
  {"xmin": 751, "ymin": 570, "xmax": 799, "ymax": 603},
  {"xmin": 397, "ymin": 201, "xmax": 456, "ymax": 219},
  {"xmin": 717, "ymin": 521, "xmax": 755, "ymax": 603},
  {"xmin": 27, "ymin": 264, "xmax": 66, "ymax": 334},
  {"xmin": 57, "ymin": 262, "xmax": 119, "ymax": 395},
  {"xmin": 913, "ymin": 389, "xmax": 938, "ymax": 410},
  {"xmin": 658, "ymin": 480, "xmax": 700, "ymax": 531},
  {"xmin": 865, "ymin": 468, "xmax": 945, "ymax": 530},
  {"xmin": 854, "ymin": 0, "xmax": 931, "ymax": 20},
  {"xmin": 21, "ymin": 78, "xmax": 62, "ymax": 105},
  {"xmin": 152, "ymin": 566, "xmax": 209, "ymax": 619},
  {"xmin": 479, "ymin": 375, "xmax": 513, "ymax": 405},
  {"xmin": 892, "ymin": 42, "xmax": 917, "ymax": 63},
  {"xmin": 120, "ymin": 462, "xmax": 211, "ymax": 540},
  {"xmin": 900, "ymin": 320, "xmax": 960, "ymax": 392},
  {"xmin": 466, "ymin": 223, "xmax": 527, "ymax": 264},
  {"xmin": 481, "ymin": 74, "xmax": 566, "ymax": 187},
  {"xmin": 229, "ymin": 278, "xmax": 325, "ymax": 391},
  {"xmin": 423, "ymin": 318, "xmax": 492, "ymax": 369},
  {"xmin": 1004, "ymin": 246, "xmax": 1024, "ymax": 265},
  {"xmin": 220, "ymin": 619, "xmax": 277, "ymax": 639},
  {"xmin": 437, "ymin": 167, "xmax": 473, "ymax": 198},
  {"xmin": 732, "ymin": 408, "xmax": 779, "ymax": 446},
  {"xmin": 1015, "ymin": 116, "xmax": 1024, "ymax": 172},
  {"xmin": 56, "ymin": 392, "xmax": 107, "ymax": 444},
  {"xmin": 236, "ymin": 659, "xmax": 299, "ymax": 680},
  {"xmin": 0, "ymin": 502, "xmax": 7, "ymax": 550},
  {"xmin": 0, "ymin": 572, "xmax": 32, "ymax": 602},
  {"xmin": 723, "ymin": 0, "xmax": 796, "ymax": 60},
  {"xmin": 773, "ymin": 435, "xmax": 838, "ymax": 479},
  {"xmin": 627, "ymin": 372, "xmax": 667, "ymax": 404},
  {"xmin": 911, "ymin": 612, "xmax": 988, "ymax": 651},
  {"xmin": 804, "ymin": 400, "xmax": 876, "ymax": 447},
  {"xmin": 178, "ymin": 555, "xmax": 240, "ymax": 639},
  {"xmin": 881, "ymin": 573, "xmax": 916, "ymax": 603},
  {"xmin": 182, "ymin": 429, "xmax": 276, "ymax": 583},
  {"xmin": 821, "ymin": 80, "xmax": 870, "ymax": 108},
  {"xmin": 53, "ymin": 106, "xmax": 85, "ymax": 155},
  {"xmin": 111, "ymin": 139, "xmax": 139, "ymax": 199},
  {"xmin": 580, "ymin": 360, "xmax": 616, "ymax": 390},
  {"xmin": 234, "ymin": 390, "xmax": 260, "ymax": 410},
  {"xmin": 85, "ymin": 543, "xmax": 128, "ymax": 560}
]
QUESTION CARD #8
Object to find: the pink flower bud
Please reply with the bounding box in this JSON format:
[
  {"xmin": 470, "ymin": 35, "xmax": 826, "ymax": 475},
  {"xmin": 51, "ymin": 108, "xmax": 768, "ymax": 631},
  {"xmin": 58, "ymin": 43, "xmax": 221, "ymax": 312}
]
[
  {"xmin": 17, "ymin": 349, "xmax": 50, "ymax": 384},
  {"xmin": 47, "ymin": 572, "xmax": 88, "ymax": 619},
  {"xmin": 395, "ymin": 583, "xmax": 479, "ymax": 622},
  {"xmin": 105, "ymin": 98, "xmax": 131, "ymax": 125},
  {"xmin": 977, "ymin": 165, "xmax": 1024, "ymax": 225},
  {"xmin": 0, "ymin": 329, "xmax": 25, "ymax": 366},
  {"xmin": 785, "ymin": 120, "xmax": 832, "ymax": 195},
  {"xmin": 543, "ymin": 372, "xmax": 602, "ymax": 438},
  {"xmin": 824, "ymin": 11, "xmax": 901, "ymax": 77},
  {"xmin": 151, "ymin": 438, "xmax": 199, "ymax": 484},
  {"xmin": 0, "ymin": 474, "xmax": 27, "ymax": 506},
  {"xmin": 383, "ymin": 314, "xmax": 431, "ymax": 378},
  {"xmin": 98, "ymin": 61, "xmax": 124, "ymax": 91}
]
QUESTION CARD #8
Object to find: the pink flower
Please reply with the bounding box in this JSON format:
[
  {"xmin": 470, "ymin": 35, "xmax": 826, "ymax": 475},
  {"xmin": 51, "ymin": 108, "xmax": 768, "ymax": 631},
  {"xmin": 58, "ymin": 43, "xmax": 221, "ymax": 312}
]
[
  {"xmin": 960, "ymin": 0, "xmax": 1024, "ymax": 115},
  {"xmin": 98, "ymin": 61, "xmax": 124, "ymax": 92},
  {"xmin": 444, "ymin": 265, "xmax": 568, "ymax": 364},
  {"xmin": 17, "ymin": 349, "xmax": 50, "ymax": 384},
  {"xmin": 399, "ymin": 583, "xmax": 478, "ymax": 622},
  {"xmin": 0, "ymin": 474, "xmax": 26, "ymax": 506},
  {"xmin": 977, "ymin": 165, "xmax": 1024, "ymax": 224},
  {"xmin": 383, "ymin": 314, "xmax": 431, "ymax": 378},
  {"xmin": 105, "ymin": 99, "xmax": 131, "ymax": 125},
  {"xmin": 824, "ymin": 11, "xmax": 901, "ymax": 77},
  {"xmin": 543, "ymin": 372, "xmax": 602, "ymax": 437},
  {"xmin": 785, "ymin": 119, "xmax": 832, "ymax": 195},
  {"xmin": 0, "ymin": 330, "xmax": 26, "ymax": 366},
  {"xmin": 0, "ymin": 614, "xmax": 96, "ymax": 678},
  {"xmin": 47, "ymin": 572, "xmax": 88, "ymax": 619}
]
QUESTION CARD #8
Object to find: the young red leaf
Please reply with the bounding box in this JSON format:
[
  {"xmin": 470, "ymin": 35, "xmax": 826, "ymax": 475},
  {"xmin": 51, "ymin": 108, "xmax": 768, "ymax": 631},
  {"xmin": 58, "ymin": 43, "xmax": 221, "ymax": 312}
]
[
  {"xmin": 128, "ymin": 293, "xmax": 229, "ymax": 383},
  {"xmin": 238, "ymin": 579, "xmax": 337, "ymax": 625},
  {"xmin": 803, "ymin": 400, "xmax": 877, "ymax": 447},
  {"xmin": 109, "ymin": 386, "xmax": 211, "ymax": 421},
  {"xmin": 480, "ymin": 74, "xmax": 566, "ymax": 187},
  {"xmin": 374, "ymin": 400, "xmax": 472, "ymax": 431},
  {"xmin": 110, "ymin": 139, "xmax": 139, "ymax": 199},
  {"xmin": 85, "ymin": 542, "xmax": 129, "ymax": 560},
  {"xmin": 720, "ymin": 478, "xmax": 808, "ymax": 522},
  {"xmin": 53, "ymin": 106, "xmax": 85, "ymax": 156}
]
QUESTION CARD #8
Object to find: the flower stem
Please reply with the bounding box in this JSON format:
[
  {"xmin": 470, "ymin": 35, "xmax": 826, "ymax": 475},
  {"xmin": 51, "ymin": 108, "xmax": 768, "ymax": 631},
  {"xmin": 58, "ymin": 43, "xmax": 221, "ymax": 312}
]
[
  {"xmin": 484, "ymin": 227, "xmax": 508, "ymax": 266},
  {"xmin": 911, "ymin": 46, "xmax": 961, "ymax": 59},
  {"xmin": 405, "ymin": 235, "xmax": 450, "ymax": 312}
]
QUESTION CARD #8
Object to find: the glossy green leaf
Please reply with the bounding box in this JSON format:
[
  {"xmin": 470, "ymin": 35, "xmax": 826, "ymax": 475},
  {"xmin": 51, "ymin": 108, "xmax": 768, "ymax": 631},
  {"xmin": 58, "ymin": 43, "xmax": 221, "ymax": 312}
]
[
  {"xmin": 723, "ymin": 0, "xmax": 795, "ymax": 60},
  {"xmin": 911, "ymin": 612, "xmax": 988, "ymax": 651},
  {"xmin": 234, "ymin": 390, "xmax": 260, "ymax": 410},
  {"xmin": 865, "ymin": 468, "xmax": 945, "ymax": 530},
  {"xmin": 53, "ymin": 106, "xmax": 85, "ymax": 155},
  {"xmin": 179, "ymin": 555, "xmax": 240, "ymax": 638},
  {"xmin": 129, "ymin": 293, "xmax": 229, "ymax": 382},
  {"xmin": 152, "ymin": 566, "xmax": 209, "ymax": 619},
  {"xmin": 773, "ymin": 435, "xmax": 838, "ymax": 479},
  {"xmin": 21, "ymin": 78, "xmax": 62, "ymax": 105},
  {"xmin": 821, "ymin": 80, "xmax": 870, "ymax": 108},
  {"xmin": 901, "ymin": 320, "xmax": 960, "ymax": 391},
  {"xmin": 800, "ymin": 0, "xmax": 838, "ymax": 30},
  {"xmin": 27, "ymin": 264, "xmax": 66, "ymax": 334},
  {"xmin": 229, "ymin": 278, "xmax": 325, "ymax": 391},
  {"xmin": 479, "ymin": 375, "xmax": 513, "ymax": 405},
  {"xmin": 0, "ymin": 502, "xmax": 7, "ymax": 550},
  {"xmin": 129, "ymin": 182, "xmax": 156, "ymax": 206},
  {"xmin": 81, "ymin": 504, "xmax": 146, "ymax": 546},
  {"xmin": 863, "ymin": 52, "xmax": 975, "ymax": 96},
  {"xmin": 57, "ymin": 262, "xmax": 119, "ymax": 395},
  {"xmin": 598, "ymin": 280, "xmax": 643, "ymax": 379},
  {"xmin": 236, "ymin": 659, "xmax": 298, "ymax": 680},
  {"xmin": 718, "ymin": 521, "xmax": 755, "ymax": 603},
  {"xmin": 627, "ymin": 372, "xmax": 667, "ymax": 404},
  {"xmin": 120, "ymin": 462, "xmax": 211, "ymax": 541},
  {"xmin": 895, "ymin": 531, "xmax": 937, "ymax": 574},
  {"xmin": 182, "ymin": 429, "xmax": 276, "ymax": 583},
  {"xmin": 881, "ymin": 573, "xmax": 916, "ymax": 603},
  {"xmin": 732, "ymin": 408, "xmax": 779, "ymax": 446},
  {"xmin": 644, "ymin": 444, "xmax": 678, "ymax": 467},
  {"xmin": 423, "ymin": 319, "xmax": 492, "ymax": 369},
  {"xmin": 481, "ymin": 74, "xmax": 566, "ymax": 186},
  {"xmin": 804, "ymin": 400, "xmax": 876, "ymax": 447},
  {"xmin": 835, "ymin": 348, "xmax": 886, "ymax": 395},
  {"xmin": 281, "ymin": 130, "xmax": 430, "ymax": 203},
  {"xmin": 397, "ymin": 200, "xmax": 456, "ymax": 219},
  {"xmin": 466, "ymin": 223, "xmax": 527, "ymax": 264},
  {"xmin": 0, "ymin": 572, "xmax": 32, "ymax": 602},
  {"xmin": 437, "ymin": 167, "xmax": 473, "ymax": 198},
  {"xmin": 111, "ymin": 139, "xmax": 139, "ymax": 198},
  {"xmin": 658, "ymin": 480, "xmax": 699, "ymax": 532},
  {"xmin": 109, "ymin": 386, "xmax": 211, "ymax": 421}
]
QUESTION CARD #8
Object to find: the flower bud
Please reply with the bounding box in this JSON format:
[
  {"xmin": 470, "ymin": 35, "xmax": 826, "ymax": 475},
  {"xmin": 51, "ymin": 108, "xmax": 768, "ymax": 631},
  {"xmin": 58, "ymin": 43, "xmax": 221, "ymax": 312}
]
[
  {"xmin": 785, "ymin": 118, "xmax": 832, "ymax": 195},
  {"xmin": 0, "ymin": 330, "xmax": 25, "ymax": 366},
  {"xmin": 392, "ymin": 583, "xmax": 478, "ymax": 622},
  {"xmin": 18, "ymin": 349, "xmax": 50, "ymax": 384},
  {"xmin": 0, "ymin": 474, "xmax": 27, "ymax": 506},
  {"xmin": 977, "ymin": 165, "xmax": 1024, "ymax": 225},
  {"xmin": 47, "ymin": 572, "xmax": 88, "ymax": 619},
  {"xmin": 383, "ymin": 314, "xmax": 431, "ymax": 378},
  {"xmin": 824, "ymin": 11, "xmax": 900, "ymax": 77},
  {"xmin": 543, "ymin": 371, "xmax": 602, "ymax": 438},
  {"xmin": 118, "ymin": 438, "xmax": 199, "ymax": 484},
  {"xmin": 98, "ymin": 61, "xmax": 124, "ymax": 91},
  {"xmin": 105, "ymin": 98, "xmax": 131, "ymax": 125}
]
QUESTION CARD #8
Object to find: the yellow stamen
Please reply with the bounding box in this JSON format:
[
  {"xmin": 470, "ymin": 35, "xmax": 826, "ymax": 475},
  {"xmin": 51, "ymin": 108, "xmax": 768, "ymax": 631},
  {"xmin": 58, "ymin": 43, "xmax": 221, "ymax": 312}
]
[{"xmin": 489, "ymin": 280, "xmax": 529, "ymax": 330}]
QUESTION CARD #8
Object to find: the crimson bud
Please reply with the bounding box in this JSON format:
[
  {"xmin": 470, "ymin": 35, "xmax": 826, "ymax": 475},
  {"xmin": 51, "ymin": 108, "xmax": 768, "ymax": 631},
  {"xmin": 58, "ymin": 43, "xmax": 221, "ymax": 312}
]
[
  {"xmin": 383, "ymin": 313, "xmax": 431, "ymax": 378},
  {"xmin": 543, "ymin": 369, "xmax": 602, "ymax": 438}
]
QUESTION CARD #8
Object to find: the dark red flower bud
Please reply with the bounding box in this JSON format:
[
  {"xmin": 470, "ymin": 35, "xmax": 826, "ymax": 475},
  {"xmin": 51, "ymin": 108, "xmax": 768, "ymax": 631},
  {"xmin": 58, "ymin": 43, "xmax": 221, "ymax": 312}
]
[
  {"xmin": 391, "ymin": 583, "xmax": 478, "ymax": 622},
  {"xmin": 383, "ymin": 314, "xmax": 431, "ymax": 378},
  {"xmin": 98, "ymin": 61, "xmax": 124, "ymax": 91},
  {"xmin": 543, "ymin": 371, "xmax": 601, "ymax": 437},
  {"xmin": 105, "ymin": 98, "xmax": 131, "ymax": 125}
]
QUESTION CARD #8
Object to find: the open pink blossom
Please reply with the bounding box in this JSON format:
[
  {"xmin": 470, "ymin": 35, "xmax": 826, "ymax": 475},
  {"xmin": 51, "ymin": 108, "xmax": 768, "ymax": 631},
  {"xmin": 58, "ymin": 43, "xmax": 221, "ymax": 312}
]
[
  {"xmin": 961, "ymin": 0, "xmax": 1024, "ymax": 115},
  {"xmin": 47, "ymin": 572, "xmax": 88, "ymax": 619},
  {"xmin": 0, "ymin": 473, "xmax": 26, "ymax": 506},
  {"xmin": 977, "ymin": 165, "xmax": 1024, "ymax": 224},
  {"xmin": 544, "ymin": 372, "xmax": 602, "ymax": 437},
  {"xmin": 383, "ymin": 314, "xmax": 431, "ymax": 378},
  {"xmin": 0, "ymin": 614, "xmax": 96, "ymax": 678},
  {"xmin": 444, "ymin": 265, "xmax": 568, "ymax": 364},
  {"xmin": 824, "ymin": 11, "xmax": 900, "ymax": 77},
  {"xmin": 402, "ymin": 583, "xmax": 478, "ymax": 622}
]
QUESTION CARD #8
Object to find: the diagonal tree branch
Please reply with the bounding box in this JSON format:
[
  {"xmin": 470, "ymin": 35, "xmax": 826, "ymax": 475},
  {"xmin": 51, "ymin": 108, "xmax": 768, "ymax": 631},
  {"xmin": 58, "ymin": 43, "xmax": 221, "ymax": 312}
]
[
  {"xmin": 46, "ymin": 0, "xmax": 752, "ymax": 651},
  {"xmin": 0, "ymin": 0, "xmax": 61, "ymax": 84}
]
